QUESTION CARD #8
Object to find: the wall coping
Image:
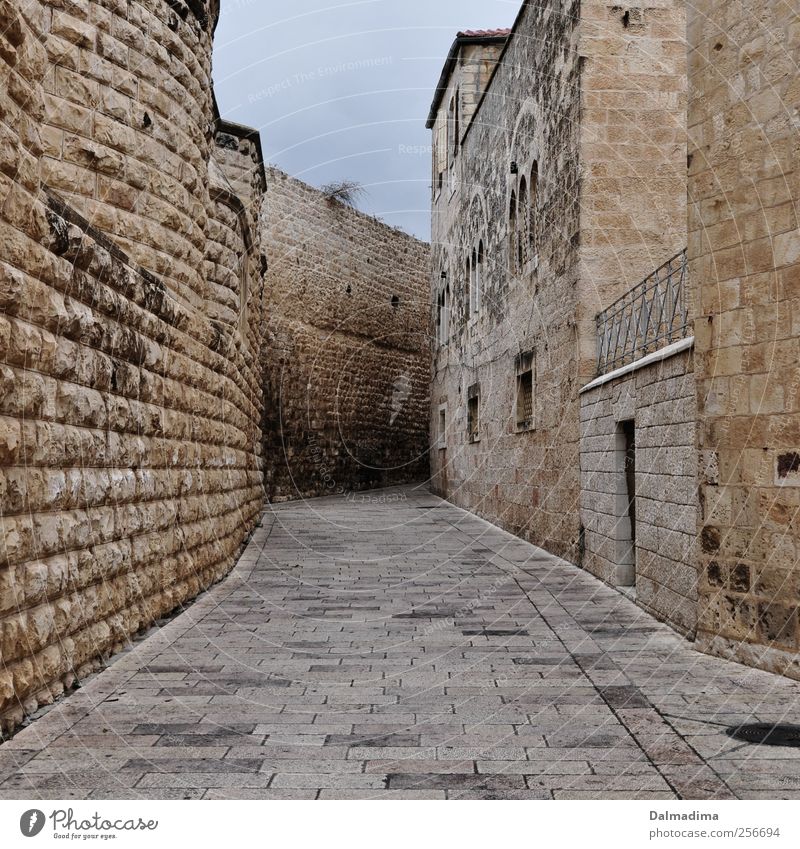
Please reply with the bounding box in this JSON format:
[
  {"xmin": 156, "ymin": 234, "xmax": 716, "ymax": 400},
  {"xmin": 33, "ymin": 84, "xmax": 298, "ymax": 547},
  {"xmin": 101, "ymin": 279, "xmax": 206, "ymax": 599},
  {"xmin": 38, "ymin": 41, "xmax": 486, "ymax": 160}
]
[{"xmin": 579, "ymin": 336, "xmax": 694, "ymax": 395}]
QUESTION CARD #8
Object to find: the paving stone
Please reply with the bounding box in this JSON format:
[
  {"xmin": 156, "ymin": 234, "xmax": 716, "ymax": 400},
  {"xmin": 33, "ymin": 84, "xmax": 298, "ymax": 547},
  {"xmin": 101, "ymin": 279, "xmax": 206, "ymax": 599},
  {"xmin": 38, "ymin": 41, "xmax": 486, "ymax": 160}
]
[
  {"xmin": 2, "ymin": 487, "xmax": 800, "ymax": 799},
  {"xmin": 387, "ymin": 773, "xmax": 529, "ymax": 799},
  {"xmin": 317, "ymin": 789, "xmax": 447, "ymax": 799},
  {"xmin": 204, "ymin": 789, "xmax": 318, "ymax": 799},
  {"xmin": 364, "ymin": 760, "xmax": 475, "ymax": 774},
  {"xmin": 270, "ymin": 774, "xmax": 388, "ymax": 789},
  {"xmin": 137, "ymin": 773, "xmax": 274, "ymax": 789}
]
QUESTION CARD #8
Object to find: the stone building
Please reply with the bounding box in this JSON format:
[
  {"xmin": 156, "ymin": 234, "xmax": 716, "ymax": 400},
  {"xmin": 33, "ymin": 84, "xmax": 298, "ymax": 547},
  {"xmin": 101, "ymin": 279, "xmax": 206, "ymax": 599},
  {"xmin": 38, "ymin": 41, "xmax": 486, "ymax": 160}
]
[
  {"xmin": 429, "ymin": 0, "xmax": 800, "ymax": 679},
  {"xmin": 689, "ymin": 0, "xmax": 800, "ymax": 677},
  {"xmin": 428, "ymin": 2, "xmax": 687, "ymax": 565},
  {"xmin": 262, "ymin": 169, "xmax": 430, "ymax": 501},
  {"xmin": 0, "ymin": 0, "xmax": 266, "ymax": 732}
]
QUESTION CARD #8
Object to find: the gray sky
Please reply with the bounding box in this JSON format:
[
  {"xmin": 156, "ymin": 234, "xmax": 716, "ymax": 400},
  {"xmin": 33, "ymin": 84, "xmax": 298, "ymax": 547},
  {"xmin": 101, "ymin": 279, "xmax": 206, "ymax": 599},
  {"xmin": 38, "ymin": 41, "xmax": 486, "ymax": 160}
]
[{"xmin": 212, "ymin": 1, "xmax": 519, "ymax": 241}]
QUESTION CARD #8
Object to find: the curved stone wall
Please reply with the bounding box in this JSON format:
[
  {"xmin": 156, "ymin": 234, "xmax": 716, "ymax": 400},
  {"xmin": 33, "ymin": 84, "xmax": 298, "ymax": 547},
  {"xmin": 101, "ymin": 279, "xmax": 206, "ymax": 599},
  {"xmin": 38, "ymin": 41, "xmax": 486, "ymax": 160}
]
[
  {"xmin": 36, "ymin": 0, "xmax": 219, "ymax": 308},
  {"xmin": 0, "ymin": 0, "xmax": 264, "ymax": 733}
]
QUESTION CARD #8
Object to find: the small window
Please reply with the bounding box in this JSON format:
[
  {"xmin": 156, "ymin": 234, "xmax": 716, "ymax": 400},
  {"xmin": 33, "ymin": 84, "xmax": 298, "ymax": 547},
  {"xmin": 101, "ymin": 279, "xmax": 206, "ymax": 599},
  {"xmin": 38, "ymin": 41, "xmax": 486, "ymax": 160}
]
[
  {"xmin": 438, "ymin": 406, "xmax": 447, "ymax": 449},
  {"xmin": 436, "ymin": 273, "xmax": 450, "ymax": 346},
  {"xmin": 470, "ymin": 248, "xmax": 477, "ymax": 315},
  {"xmin": 508, "ymin": 190, "xmax": 517, "ymax": 273},
  {"xmin": 443, "ymin": 283, "xmax": 450, "ymax": 342},
  {"xmin": 515, "ymin": 352, "xmax": 534, "ymax": 431},
  {"xmin": 447, "ymin": 92, "xmax": 460, "ymax": 166},
  {"xmin": 437, "ymin": 281, "xmax": 450, "ymax": 346},
  {"xmin": 475, "ymin": 240, "xmax": 484, "ymax": 313},
  {"xmin": 465, "ymin": 255, "xmax": 471, "ymax": 321},
  {"xmin": 518, "ymin": 176, "xmax": 528, "ymax": 268},
  {"xmin": 467, "ymin": 384, "xmax": 480, "ymax": 443},
  {"xmin": 530, "ymin": 161, "xmax": 539, "ymax": 259},
  {"xmin": 453, "ymin": 89, "xmax": 460, "ymax": 158}
]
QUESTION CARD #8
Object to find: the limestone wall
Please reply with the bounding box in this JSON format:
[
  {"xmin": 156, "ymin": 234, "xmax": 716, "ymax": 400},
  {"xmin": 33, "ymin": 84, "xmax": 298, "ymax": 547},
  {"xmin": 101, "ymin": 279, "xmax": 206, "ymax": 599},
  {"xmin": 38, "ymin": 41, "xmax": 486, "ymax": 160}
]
[
  {"xmin": 577, "ymin": 0, "xmax": 688, "ymax": 377},
  {"xmin": 430, "ymin": 1, "xmax": 583, "ymax": 561},
  {"xmin": 262, "ymin": 169, "xmax": 430, "ymax": 501},
  {"xmin": 0, "ymin": 0, "xmax": 264, "ymax": 733},
  {"xmin": 429, "ymin": 0, "xmax": 686, "ymax": 562},
  {"xmin": 689, "ymin": 0, "xmax": 800, "ymax": 677},
  {"xmin": 580, "ymin": 347, "xmax": 698, "ymax": 635},
  {"xmin": 34, "ymin": 0, "xmax": 221, "ymax": 309}
]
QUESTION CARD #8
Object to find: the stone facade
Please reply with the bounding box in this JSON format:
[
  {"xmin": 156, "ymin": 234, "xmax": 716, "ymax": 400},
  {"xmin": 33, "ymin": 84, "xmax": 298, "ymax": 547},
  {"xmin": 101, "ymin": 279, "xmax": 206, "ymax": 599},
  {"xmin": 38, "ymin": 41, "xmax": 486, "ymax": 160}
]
[
  {"xmin": 689, "ymin": 0, "xmax": 800, "ymax": 677},
  {"xmin": 580, "ymin": 345, "xmax": 698, "ymax": 635},
  {"xmin": 430, "ymin": 0, "xmax": 800, "ymax": 681},
  {"xmin": 0, "ymin": 0, "xmax": 265, "ymax": 733},
  {"xmin": 428, "ymin": 0, "xmax": 687, "ymax": 562},
  {"xmin": 262, "ymin": 169, "xmax": 430, "ymax": 501}
]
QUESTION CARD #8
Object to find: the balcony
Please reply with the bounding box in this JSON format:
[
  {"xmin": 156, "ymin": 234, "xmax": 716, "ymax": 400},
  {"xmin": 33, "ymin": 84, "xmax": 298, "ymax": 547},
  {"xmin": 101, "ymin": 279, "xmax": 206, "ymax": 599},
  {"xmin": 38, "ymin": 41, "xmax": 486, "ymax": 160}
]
[{"xmin": 595, "ymin": 249, "xmax": 689, "ymax": 376}]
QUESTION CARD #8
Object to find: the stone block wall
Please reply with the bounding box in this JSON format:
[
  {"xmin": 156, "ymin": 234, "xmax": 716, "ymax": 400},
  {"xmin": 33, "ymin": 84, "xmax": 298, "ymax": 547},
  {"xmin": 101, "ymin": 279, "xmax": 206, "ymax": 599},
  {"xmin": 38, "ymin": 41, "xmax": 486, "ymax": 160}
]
[
  {"xmin": 429, "ymin": 0, "xmax": 686, "ymax": 562},
  {"xmin": 580, "ymin": 346, "xmax": 698, "ymax": 635},
  {"xmin": 430, "ymin": 1, "xmax": 583, "ymax": 560},
  {"xmin": 32, "ymin": 0, "xmax": 221, "ymax": 309},
  {"xmin": 689, "ymin": 0, "xmax": 800, "ymax": 677},
  {"xmin": 0, "ymin": 0, "xmax": 265, "ymax": 733},
  {"xmin": 577, "ymin": 0, "xmax": 688, "ymax": 375},
  {"xmin": 262, "ymin": 169, "xmax": 430, "ymax": 501}
]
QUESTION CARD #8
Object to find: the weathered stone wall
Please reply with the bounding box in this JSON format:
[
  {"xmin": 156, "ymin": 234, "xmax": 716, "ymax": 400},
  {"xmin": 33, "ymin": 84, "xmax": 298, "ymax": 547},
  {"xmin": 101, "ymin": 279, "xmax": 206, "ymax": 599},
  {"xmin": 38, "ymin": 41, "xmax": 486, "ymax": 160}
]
[
  {"xmin": 262, "ymin": 168, "xmax": 430, "ymax": 501},
  {"xmin": 689, "ymin": 0, "xmax": 800, "ymax": 677},
  {"xmin": 429, "ymin": 0, "xmax": 686, "ymax": 562},
  {"xmin": 576, "ymin": 0, "xmax": 688, "ymax": 375},
  {"xmin": 0, "ymin": 0, "xmax": 264, "ymax": 733},
  {"xmin": 430, "ymin": 4, "xmax": 582, "ymax": 560},
  {"xmin": 34, "ymin": 0, "xmax": 221, "ymax": 309},
  {"xmin": 580, "ymin": 346, "xmax": 698, "ymax": 635}
]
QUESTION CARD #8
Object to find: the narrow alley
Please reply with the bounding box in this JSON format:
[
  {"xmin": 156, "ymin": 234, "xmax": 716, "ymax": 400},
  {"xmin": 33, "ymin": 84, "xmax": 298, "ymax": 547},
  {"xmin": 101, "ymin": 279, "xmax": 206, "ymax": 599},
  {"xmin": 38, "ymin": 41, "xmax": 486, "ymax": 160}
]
[{"xmin": 1, "ymin": 488, "xmax": 798, "ymax": 800}]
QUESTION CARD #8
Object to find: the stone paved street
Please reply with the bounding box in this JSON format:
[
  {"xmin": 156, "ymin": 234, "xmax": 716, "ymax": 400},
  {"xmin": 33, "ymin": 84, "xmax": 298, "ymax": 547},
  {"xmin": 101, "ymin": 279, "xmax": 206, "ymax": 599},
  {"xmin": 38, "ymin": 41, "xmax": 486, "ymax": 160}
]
[{"xmin": 1, "ymin": 486, "xmax": 800, "ymax": 800}]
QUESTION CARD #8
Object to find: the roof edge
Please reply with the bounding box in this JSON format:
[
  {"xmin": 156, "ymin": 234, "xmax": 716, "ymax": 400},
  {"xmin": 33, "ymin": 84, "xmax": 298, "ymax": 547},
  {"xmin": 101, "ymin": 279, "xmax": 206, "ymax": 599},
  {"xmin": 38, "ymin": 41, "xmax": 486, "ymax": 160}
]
[{"xmin": 425, "ymin": 31, "xmax": 511, "ymax": 129}]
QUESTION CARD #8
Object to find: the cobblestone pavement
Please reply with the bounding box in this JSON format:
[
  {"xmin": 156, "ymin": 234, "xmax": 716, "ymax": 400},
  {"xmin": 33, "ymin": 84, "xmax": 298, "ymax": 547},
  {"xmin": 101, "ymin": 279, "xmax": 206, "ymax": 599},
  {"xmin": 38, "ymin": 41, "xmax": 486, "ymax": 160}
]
[{"xmin": 2, "ymin": 486, "xmax": 800, "ymax": 800}]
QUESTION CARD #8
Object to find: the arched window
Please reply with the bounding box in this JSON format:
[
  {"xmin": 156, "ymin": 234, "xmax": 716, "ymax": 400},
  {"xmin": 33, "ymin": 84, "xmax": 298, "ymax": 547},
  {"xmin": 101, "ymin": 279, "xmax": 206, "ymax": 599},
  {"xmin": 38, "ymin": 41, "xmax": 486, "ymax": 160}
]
[
  {"xmin": 518, "ymin": 176, "xmax": 529, "ymax": 268},
  {"xmin": 475, "ymin": 240, "xmax": 484, "ymax": 313},
  {"xmin": 443, "ymin": 282, "xmax": 450, "ymax": 342},
  {"xmin": 470, "ymin": 248, "xmax": 477, "ymax": 314},
  {"xmin": 436, "ymin": 271, "xmax": 448, "ymax": 345},
  {"xmin": 509, "ymin": 190, "xmax": 517, "ymax": 274},
  {"xmin": 447, "ymin": 91, "xmax": 460, "ymax": 166},
  {"xmin": 530, "ymin": 161, "xmax": 539, "ymax": 259},
  {"xmin": 447, "ymin": 97, "xmax": 455, "ymax": 166},
  {"xmin": 465, "ymin": 254, "xmax": 472, "ymax": 321},
  {"xmin": 453, "ymin": 89, "xmax": 460, "ymax": 158}
]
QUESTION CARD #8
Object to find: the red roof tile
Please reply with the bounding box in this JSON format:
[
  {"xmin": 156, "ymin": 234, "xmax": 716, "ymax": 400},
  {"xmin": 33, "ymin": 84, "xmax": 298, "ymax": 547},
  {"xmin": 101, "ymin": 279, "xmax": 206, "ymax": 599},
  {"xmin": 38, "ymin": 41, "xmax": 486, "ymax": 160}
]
[{"xmin": 456, "ymin": 28, "xmax": 512, "ymax": 39}]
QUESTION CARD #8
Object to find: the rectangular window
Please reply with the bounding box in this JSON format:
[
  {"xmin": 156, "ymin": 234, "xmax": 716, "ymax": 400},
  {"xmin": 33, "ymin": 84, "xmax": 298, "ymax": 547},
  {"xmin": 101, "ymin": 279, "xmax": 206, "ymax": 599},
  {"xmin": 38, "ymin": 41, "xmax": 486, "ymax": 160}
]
[
  {"xmin": 515, "ymin": 352, "xmax": 534, "ymax": 431},
  {"xmin": 467, "ymin": 384, "xmax": 480, "ymax": 443},
  {"xmin": 438, "ymin": 406, "xmax": 447, "ymax": 449}
]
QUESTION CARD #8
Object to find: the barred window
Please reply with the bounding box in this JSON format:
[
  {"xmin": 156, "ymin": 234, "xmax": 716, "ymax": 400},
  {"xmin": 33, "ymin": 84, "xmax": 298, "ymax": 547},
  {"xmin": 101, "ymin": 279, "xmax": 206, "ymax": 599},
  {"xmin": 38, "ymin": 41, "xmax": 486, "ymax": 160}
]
[{"xmin": 515, "ymin": 352, "xmax": 534, "ymax": 431}]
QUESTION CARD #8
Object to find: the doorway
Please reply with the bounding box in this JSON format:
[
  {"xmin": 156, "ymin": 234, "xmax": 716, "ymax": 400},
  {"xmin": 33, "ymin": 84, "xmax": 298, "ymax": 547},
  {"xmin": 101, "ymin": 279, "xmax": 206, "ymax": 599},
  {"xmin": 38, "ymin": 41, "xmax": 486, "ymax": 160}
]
[{"xmin": 617, "ymin": 419, "xmax": 636, "ymax": 587}]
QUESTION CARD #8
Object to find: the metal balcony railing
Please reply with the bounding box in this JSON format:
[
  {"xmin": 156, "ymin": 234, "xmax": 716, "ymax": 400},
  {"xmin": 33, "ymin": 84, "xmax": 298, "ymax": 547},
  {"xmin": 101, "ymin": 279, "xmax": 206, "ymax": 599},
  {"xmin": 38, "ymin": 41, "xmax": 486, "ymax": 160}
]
[{"xmin": 595, "ymin": 249, "xmax": 689, "ymax": 376}]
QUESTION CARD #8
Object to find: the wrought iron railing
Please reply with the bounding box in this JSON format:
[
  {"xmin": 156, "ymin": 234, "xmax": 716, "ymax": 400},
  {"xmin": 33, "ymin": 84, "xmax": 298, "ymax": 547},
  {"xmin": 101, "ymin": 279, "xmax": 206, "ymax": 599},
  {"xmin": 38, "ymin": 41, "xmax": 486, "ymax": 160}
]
[{"xmin": 595, "ymin": 249, "xmax": 689, "ymax": 376}]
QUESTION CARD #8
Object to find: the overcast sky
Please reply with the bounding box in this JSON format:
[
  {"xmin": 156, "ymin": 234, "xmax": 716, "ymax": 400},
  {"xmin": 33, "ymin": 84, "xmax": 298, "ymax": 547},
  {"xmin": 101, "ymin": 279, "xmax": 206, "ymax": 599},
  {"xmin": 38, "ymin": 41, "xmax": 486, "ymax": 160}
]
[{"xmin": 212, "ymin": 1, "xmax": 519, "ymax": 241}]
